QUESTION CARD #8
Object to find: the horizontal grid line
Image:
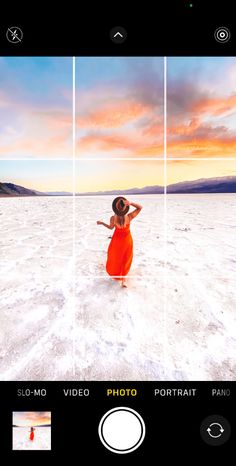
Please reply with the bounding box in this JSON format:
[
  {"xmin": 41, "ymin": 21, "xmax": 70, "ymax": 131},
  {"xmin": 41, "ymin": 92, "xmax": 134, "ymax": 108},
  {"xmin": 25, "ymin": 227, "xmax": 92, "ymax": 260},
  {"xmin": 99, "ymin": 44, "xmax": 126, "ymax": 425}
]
[
  {"xmin": 75, "ymin": 158, "xmax": 164, "ymax": 161},
  {"xmin": 73, "ymin": 275, "xmax": 163, "ymax": 279},
  {"xmin": 1, "ymin": 157, "xmax": 236, "ymax": 162},
  {"xmin": 166, "ymin": 157, "xmax": 236, "ymax": 161}
]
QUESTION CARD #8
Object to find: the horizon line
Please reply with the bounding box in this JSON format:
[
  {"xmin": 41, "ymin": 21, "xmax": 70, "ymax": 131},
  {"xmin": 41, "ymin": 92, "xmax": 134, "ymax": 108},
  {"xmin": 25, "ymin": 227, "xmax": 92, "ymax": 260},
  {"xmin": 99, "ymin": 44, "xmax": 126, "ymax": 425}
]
[{"xmin": 1, "ymin": 174, "xmax": 236, "ymax": 195}]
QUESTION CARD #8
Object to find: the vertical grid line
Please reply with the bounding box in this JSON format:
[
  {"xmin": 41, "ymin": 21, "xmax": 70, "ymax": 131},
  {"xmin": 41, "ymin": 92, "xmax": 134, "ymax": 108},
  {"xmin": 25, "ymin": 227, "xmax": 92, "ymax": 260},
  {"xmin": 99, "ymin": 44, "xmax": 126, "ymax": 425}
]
[
  {"xmin": 72, "ymin": 56, "xmax": 76, "ymax": 376},
  {"xmin": 163, "ymin": 56, "xmax": 168, "ymax": 379}
]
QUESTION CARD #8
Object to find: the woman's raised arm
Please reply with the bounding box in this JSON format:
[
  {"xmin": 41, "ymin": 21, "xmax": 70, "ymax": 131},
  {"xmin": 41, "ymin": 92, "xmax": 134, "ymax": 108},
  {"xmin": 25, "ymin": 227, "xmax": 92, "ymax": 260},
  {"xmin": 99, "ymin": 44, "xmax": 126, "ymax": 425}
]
[{"xmin": 127, "ymin": 201, "xmax": 143, "ymax": 220}]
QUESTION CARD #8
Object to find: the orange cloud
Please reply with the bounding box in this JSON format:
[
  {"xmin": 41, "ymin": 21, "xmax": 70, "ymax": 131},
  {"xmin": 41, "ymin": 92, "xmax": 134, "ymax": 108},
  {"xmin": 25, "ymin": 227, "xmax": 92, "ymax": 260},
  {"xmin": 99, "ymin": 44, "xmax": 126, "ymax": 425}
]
[
  {"xmin": 135, "ymin": 144, "xmax": 163, "ymax": 156},
  {"xmin": 168, "ymin": 137, "xmax": 236, "ymax": 157},
  {"xmin": 76, "ymin": 96, "xmax": 163, "ymax": 158},
  {"xmin": 168, "ymin": 76, "xmax": 236, "ymax": 157},
  {"xmin": 193, "ymin": 93, "xmax": 236, "ymax": 116},
  {"xmin": 0, "ymin": 135, "xmax": 71, "ymax": 158},
  {"xmin": 76, "ymin": 81, "xmax": 163, "ymax": 158},
  {"xmin": 168, "ymin": 106, "xmax": 236, "ymax": 157},
  {"xmin": 13, "ymin": 411, "xmax": 51, "ymax": 427},
  {"xmin": 169, "ymin": 118, "xmax": 201, "ymax": 136},
  {"xmin": 77, "ymin": 131, "xmax": 163, "ymax": 157},
  {"xmin": 142, "ymin": 122, "xmax": 163, "ymax": 137},
  {"xmin": 77, "ymin": 100, "xmax": 151, "ymax": 129},
  {"xmin": 26, "ymin": 412, "xmax": 51, "ymax": 425},
  {"xmin": 77, "ymin": 133, "xmax": 141, "ymax": 152}
]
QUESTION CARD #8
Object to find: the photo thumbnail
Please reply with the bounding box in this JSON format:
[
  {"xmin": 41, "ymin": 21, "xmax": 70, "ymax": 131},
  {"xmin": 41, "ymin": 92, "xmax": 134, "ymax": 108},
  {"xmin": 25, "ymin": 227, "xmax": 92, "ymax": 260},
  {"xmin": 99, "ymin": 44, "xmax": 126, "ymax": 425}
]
[{"xmin": 12, "ymin": 411, "xmax": 51, "ymax": 451}]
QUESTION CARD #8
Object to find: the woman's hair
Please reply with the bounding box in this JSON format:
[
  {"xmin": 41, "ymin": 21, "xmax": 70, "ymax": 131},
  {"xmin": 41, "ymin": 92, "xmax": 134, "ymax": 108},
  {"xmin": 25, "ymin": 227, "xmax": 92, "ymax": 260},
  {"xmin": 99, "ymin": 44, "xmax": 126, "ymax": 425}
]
[
  {"xmin": 119, "ymin": 199, "xmax": 125, "ymax": 208},
  {"xmin": 116, "ymin": 199, "xmax": 125, "ymax": 226}
]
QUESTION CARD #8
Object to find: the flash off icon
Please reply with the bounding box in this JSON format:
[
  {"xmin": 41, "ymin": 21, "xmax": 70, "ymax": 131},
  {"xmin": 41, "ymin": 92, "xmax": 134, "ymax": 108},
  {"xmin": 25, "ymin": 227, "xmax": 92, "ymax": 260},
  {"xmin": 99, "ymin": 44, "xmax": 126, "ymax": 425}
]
[{"xmin": 6, "ymin": 27, "xmax": 23, "ymax": 44}]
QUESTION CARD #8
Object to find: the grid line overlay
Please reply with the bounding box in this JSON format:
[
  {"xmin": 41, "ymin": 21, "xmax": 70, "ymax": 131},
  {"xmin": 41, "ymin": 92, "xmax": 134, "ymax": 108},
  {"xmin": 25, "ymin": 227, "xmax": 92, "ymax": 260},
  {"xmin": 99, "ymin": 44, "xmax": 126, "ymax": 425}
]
[
  {"xmin": 3, "ymin": 157, "xmax": 236, "ymax": 161},
  {"xmin": 72, "ymin": 57, "xmax": 76, "ymax": 376},
  {"xmin": 163, "ymin": 56, "xmax": 167, "ymax": 379},
  {"xmin": 1, "ymin": 56, "xmax": 236, "ymax": 380}
]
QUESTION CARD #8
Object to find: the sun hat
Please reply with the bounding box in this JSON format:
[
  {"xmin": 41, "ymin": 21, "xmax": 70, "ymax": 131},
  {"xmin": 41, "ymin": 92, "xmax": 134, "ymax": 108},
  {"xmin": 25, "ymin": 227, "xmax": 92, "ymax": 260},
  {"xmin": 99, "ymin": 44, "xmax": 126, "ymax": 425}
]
[{"xmin": 112, "ymin": 196, "xmax": 129, "ymax": 216}]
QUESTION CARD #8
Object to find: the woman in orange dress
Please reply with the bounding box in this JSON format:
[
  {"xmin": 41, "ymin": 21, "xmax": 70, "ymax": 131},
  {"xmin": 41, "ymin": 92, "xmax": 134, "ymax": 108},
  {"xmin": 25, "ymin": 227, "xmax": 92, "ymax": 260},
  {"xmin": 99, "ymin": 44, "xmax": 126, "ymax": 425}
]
[
  {"xmin": 29, "ymin": 427, "xmax": 35, "ymax": 441},
  {"xmin": 97, "ymin": 197, "xmax": 142, "ymax": 287}
]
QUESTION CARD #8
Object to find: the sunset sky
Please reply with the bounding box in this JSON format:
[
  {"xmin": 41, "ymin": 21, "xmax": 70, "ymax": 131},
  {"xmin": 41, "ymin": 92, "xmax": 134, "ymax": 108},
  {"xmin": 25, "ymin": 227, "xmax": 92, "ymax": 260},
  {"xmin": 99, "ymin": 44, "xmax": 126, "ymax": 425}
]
[
  {"xmin": 167, "ymin": 57, "xmax": 236, "ymax": 157},
  {"xmin": 76, "ymin": 56, "xmax": 236, "ymax": 159},
  {"xmin": 0, "ymin": 160, "xmax": 73, "ymax": 191},
  {"xmin": 1, "ymin": 57, "xmax": 236, "ymax": 189},
  {"xmin": 1, "ymin": 159, "xmax": 235, "ymax": 192},
  {"xmin": 76, "ymin": 160, "xmax": 164, "ymax": 192},
  {"xmin": 13, "ymin": 412, "xmax": 51, "ymax": 427},
  {"xmin": 1, "ymin": 57, "xmax": 236, "ymax": 161},
  {"xmin": 76, "ymin": 57, "xmax": 164, "ymax": 159},
  {"xmin": 167, "ymin": 159, "xmax": 236, "ymax": 184}
]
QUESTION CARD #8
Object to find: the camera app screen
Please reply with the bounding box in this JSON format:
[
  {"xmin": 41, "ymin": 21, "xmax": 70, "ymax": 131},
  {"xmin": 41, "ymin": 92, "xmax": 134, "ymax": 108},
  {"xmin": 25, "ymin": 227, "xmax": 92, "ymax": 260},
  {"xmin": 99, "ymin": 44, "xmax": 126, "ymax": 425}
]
[{"xmin": 0, "ymin": 56, "xmax": 235, "ymax": 382}]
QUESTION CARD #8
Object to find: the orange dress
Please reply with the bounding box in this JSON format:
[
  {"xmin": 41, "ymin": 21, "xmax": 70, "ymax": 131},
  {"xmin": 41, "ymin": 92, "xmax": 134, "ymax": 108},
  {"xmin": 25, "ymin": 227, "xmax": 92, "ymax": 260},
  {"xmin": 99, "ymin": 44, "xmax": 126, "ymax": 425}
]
[
  {"xmin": 29, "ymin": 431, "xmax": 34, "ymax": 441},
  {"xmin": 106, "ymin": 224, "xmax": 133, "ymax": 279}
]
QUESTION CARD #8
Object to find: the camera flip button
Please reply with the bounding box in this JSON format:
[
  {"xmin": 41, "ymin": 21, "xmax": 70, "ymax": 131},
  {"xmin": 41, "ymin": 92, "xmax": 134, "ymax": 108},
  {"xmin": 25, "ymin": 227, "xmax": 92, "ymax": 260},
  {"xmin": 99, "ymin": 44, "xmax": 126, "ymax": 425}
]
[{"xmin": 200, "ymin": 415, "xmax": 231, "ymax": 446}]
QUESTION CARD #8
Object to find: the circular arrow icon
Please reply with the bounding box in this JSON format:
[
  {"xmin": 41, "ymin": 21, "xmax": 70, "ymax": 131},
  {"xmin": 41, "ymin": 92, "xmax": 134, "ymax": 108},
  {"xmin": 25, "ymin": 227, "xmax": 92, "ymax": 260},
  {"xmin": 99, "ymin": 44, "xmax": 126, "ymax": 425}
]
[
  {"xmin": 207, "ymin": 422, "xmax": 224, "ymax": 438},
  {"xmin": 200, "ymin": 415, "xmax": 231, "ymax": 446}
]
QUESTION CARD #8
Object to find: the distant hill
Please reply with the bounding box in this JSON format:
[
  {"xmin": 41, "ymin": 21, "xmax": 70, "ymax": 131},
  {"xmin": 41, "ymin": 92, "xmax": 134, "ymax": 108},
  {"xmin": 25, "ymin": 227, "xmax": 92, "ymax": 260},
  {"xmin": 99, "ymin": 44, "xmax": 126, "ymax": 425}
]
[
  {"xmin": 34, "ymin": 424, "xmax": 51, "ymax": 427},
  {"xmin": 0, "ymin": 182, "xmax": 41, "ymax": 196},
  {"xmin": 1, "ymin": 176, "xmax": 236, "ymax": 197},
  {"xmin": 77, "ymin": 176, "xmax": 236, "ymax": 195},
  {"xmin": 0, "ymin": 183, "xmax": 70, "ymax": 197},
  {"xmin": 77, "ymin": 185, "xmax": 164, "ymax": 196},
  {"xmin": 12, "ymin": 424, "xmax": 51, "ymax": 428},
  {"xmin": 167, "ymin": 176, "xmax": 236, "ymax": 193}
]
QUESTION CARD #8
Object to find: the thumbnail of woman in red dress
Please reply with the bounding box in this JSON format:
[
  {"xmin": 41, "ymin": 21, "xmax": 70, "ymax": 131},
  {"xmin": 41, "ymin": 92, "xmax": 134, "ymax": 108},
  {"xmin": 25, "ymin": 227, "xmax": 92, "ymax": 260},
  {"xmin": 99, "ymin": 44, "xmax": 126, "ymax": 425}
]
[{"xmin": 29, "ymin": 427, "xmax": 35, "ymax": 441}]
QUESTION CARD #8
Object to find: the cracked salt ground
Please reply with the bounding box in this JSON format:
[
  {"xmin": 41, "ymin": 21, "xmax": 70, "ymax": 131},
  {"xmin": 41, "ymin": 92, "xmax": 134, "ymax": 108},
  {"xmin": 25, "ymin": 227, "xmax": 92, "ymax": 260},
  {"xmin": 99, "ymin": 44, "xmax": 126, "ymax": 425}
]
[
  {"xmin": 0, "ymin": 197, "xmax": 74, "ymax": 380},
  {"xmin": 166, "ymin": 271, "xmax": 236, "ymax": 380},
  {"xmin": 74, "ymin": 276, "xmax": 166, "ymax": 380},
  {"xmin": 1, "ymin": 194, "xmax": 236, "ymax": 380},
  {"xmin": 12, "ymin": 426, "xmax": 51, "ymax": 450}
]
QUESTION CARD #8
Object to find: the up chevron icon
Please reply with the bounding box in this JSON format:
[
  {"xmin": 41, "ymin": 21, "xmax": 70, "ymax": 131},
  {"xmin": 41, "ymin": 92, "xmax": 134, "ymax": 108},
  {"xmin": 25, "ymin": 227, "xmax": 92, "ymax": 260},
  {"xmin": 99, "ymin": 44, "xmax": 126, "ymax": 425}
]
[{"xmin": 110, "ymin": 27, "xmax": 127, "ymax": 43}]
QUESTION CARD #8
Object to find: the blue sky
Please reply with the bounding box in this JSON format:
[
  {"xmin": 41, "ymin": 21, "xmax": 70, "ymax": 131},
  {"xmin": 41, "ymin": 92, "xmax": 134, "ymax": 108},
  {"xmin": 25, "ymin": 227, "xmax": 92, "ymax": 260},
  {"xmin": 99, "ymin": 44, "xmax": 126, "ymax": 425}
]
[{"xmin": 0, "ymin": 57, "xmax": 72, "ymax": 159}]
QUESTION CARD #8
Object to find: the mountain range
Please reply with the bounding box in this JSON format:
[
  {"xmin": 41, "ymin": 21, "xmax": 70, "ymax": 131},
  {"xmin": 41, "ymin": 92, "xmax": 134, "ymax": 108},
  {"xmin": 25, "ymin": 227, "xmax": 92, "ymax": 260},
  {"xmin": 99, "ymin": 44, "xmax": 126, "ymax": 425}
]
[
  {"xmin": 1, "ymin": 176, "xmax": 236, "ymax": 196},
  {"xmin": 13, "ymin": 424, "xmax": 51, "ymax": 428},
  {"xmin": 0, "ymin": 182, "xmax": 41, "ymax": 196}
]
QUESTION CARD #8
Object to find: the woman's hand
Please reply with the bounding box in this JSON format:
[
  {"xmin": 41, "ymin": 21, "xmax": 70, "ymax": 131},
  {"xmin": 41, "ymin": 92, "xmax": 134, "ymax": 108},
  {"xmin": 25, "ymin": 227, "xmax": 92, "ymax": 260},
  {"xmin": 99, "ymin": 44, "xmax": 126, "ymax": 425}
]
[
  {"xmin": 97, "ymin": 221, "xmax": 102, "ymax": 225},
  {"xmin": 123, "ymin": 200, "xmax": 130, "ymax": 206}
]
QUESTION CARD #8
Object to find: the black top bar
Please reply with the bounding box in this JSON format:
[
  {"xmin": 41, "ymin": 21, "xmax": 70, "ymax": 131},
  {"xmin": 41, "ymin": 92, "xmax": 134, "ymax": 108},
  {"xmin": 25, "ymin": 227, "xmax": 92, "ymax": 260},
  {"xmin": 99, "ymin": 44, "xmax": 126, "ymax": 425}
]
[{"xmin": 0, "ymin": 4, "xmax": 235, "ymax": 56}]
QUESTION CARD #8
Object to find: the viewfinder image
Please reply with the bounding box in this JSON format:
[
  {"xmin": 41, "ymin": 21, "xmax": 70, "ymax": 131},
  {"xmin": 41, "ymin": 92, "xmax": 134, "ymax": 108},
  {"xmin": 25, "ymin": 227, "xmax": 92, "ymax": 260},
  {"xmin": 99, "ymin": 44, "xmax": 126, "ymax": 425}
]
[{"xmin": 0, "ymin": 56, "xmax": 235, "ymax": 381}]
